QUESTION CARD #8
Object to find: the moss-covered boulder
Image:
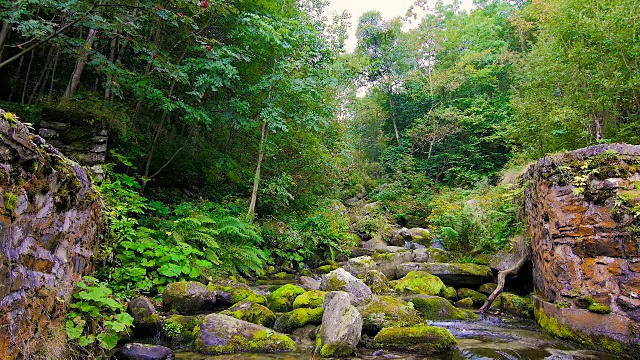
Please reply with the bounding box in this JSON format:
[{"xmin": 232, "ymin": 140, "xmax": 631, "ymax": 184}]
[
  {"xmin": 428, "ymin": 247, "xmax": 450, "ymax": 263},
  {"xmin": 441, "ymin": 286, "xmax": 457, "ymax": 301},
  {"xmin": 396, "ymin": 263, "xmax": 492, "ymax": 287},
  {"xmin": 194, "ymin": 314, "xmax": 295, "ymax": 355},
  {"xmin": 128, "ymin": 296, "xmax": 160, "ymax": 331},
  {"xmin": 407, "ymin": 227, "xmax": 432, "ymax": 246},
  {"xmin": 479, "ymin": 283, "xmax": 498, "ymax": 295},
  {"xmin": 266, "ymin": 284, "xmax": 306, "ymax": 312},
  {"xmin": 373, "ymin": 325, "xmax": 457, "ymax": 353},
  {"xmin": 163, "ymin": 281, "xmax": 214, "ymax": 312},
  {"xmin": 371, "ymin": 250, "xmax": 413, "ymax": 279},
  {"xmin": 357, "ymin": 295, "xmax": 422, "ymax": 335},
  {"xmin": 391, "ymin": 271, "xmax": 447, "ymax": 296},
  {"xmin": 316, "ymin": 264, "xmax": 339, "ymax": 274},
  {"xmin": 316, "ymin": 291, "xmax": 362, "ymax": 358},
  {"xmin": 273, "ymin": 307, "xmax": 324, "ymax": 333},
  {"xmin": 360, "ymin": 270, "xmax": 390, "ymax": 294},
  {"xmin": 272, "ymin": 271, "xmax": 296, "ymax": 280},
  {"xmin": 456, "ymin": 298, "xmax": 474, "ymax": 307},
  {"xmin": 160, "ymin": 314, "xmax": 202, "ymax": 347},
  {"xmin": 493, "ymin": 293, "xmax": 533, "ymax": 319},
  {"xmin": 208, "ymin": 278, "xmax": 266, "ymax": 306},
  {"xmin": 320, "ymin": 268, "xmax": 372, "ymax": 306},
  {"xmin": 344, "ymin": 256, "xmax": 376, "ymax": 277},
  {"xmin": 293, "ymin": 290, "xmax": 325, "ymax": 309},
  {"xmin": 407, "ymin": 295, "xmax": 478, "ymax": 320},
  {"xmin": 220, "ymin": 301, "xmax": 276, "ymax": 327},
  {"xmin": 456, "ymin": 288, "xmax": 487, "ymax": 307}
]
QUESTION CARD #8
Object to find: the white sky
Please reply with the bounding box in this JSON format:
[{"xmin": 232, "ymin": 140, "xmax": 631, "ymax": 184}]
[{"xmin": 323, "ymin": 0, "xmax": 476, "ymax": 52}]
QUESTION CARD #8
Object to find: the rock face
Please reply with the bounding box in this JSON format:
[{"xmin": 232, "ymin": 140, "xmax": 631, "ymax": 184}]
[
  {"xmin": 523, "ymin": 144, "xmax": 640, "ymax": 353},
  {"xmin": 316, "ymin": 291, "xmax": 362, "ymax": 358},
  {"xmin": 320, "ymin": 268, "xmax": 372, "ymax": 305},
  {"xmin": 194, "ymin": 313, "xmax": 295, "ymax": 355},
  {"xmin": 0, "ymin": 116, "xmax": 102, "ymax": 359}
]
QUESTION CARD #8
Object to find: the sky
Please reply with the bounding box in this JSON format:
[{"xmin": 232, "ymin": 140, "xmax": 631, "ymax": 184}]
[{"xmin": 323, "ymin": 0, "xmax": 476, "ymax": 52}]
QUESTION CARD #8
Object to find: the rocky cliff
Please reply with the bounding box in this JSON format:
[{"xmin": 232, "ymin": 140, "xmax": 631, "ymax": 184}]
[
  {"xmin": 523, "ymin": 144, "xmax": 640, "ymax": 353},
  {"xmin": 0, "ymin": 112, "xmax": 102, "ymax": 359}
]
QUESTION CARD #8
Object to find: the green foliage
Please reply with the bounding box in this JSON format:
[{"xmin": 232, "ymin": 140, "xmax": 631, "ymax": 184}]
[
  {"xmin": 66, "ymin": 277, "xmax": 133, "ymax": 356},
  {"xmin": 426, "ymin": 184, "xmax": 525, "ymax": 255}
]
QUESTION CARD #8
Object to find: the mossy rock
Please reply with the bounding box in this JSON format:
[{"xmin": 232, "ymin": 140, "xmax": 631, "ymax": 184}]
[
  {"xmin": 273, "ymin": 307, "xmax": 324, "ymax": 333},
  {"xmin": 427, "ymin": 248, "xmax": 450, "ymax": 263},
  {"xmin": 220, "ymin": 301, "xmax": 276, "ymax": 327},
  {"xmin": 360, "ymin": 270, "xmax": 390, "ymax": 294},
  {"xmin": 479, "ymin": 283, "xmax": 498, "ymax": 295},
  {"xmin": 208, "ymin": 279, "xmax": 266, "ymax": 306},
  {"xmin": 293, "ymin": 290, "xmax": 326, "ymax": 309},
  {"xmin": 441, "ymin": 286, "xmax": 457, "ymax": 301},
  {"xmin": 128, "ymin": 296, "xmax": 160, "ymax": 329},
  {"xmin": 588, "ymin": 303, "xmax": 612, "ymax": 314},
  {"xmin": 373, "ymin": 325, "xmax": 458, "ymax": 353},
  {"xmin": 391, "ymin": 271, "xmax": 446, "ymax": 296},
  {"xmin": 194, "ymin": 314, "xmax": 296, "ymax": 355},
  {"xmin": 497, "ymin": 293, "xmax": 534, "ymax": 319},
  {"xmin": 456, "ymin": 298, "xmax": 474, "ymax": 307},
  {"xmin": 357, "ymin": 295, "xmax": 422, "ymax": 335},
  {"xmin": 473, "ymin": 254, "xmax": 492, "ymax": 266},
  {"xmin": 266, "ymin": 284, "xmax": 306, "ymax": 312},
  {"xmin": 456, "ymin": 288, "xmax": 487, "ymax": 307},
  {"xmin": 316, "ymin": 264, "xmax": 339, "ymax": 274},
  {"xmin": 161, "ymin": 314, "xmax": 201, "ymax": 347},
  {"xmin": 408, "ymin": 295, "xmax": 478, "ymax": 321},
  {"xmin": 163, "ymin": 281, "xmax": 213, "ymax": 312},
  {"xmin": 272, "ymin": 272, "xmax": 296, "ymax": 280}
]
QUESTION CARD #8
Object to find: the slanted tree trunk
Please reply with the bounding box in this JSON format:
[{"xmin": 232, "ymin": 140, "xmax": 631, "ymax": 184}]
[
  {"xmin": 479, "ymin": 237, "xmax": 531, "ymax": 313},
  {"xmin": 388, "ymin": 90, "xmax": 400, "ymax": 145},
  {"xmin": 104, "ymin": 30, "xmax": 118, "ymax": 100},
  {"xmin": 64, "ymin": 28, "xmax": 97, "ymax": 98},
  {"xmin": 0, "ymin": 22, "xmax": 12, "ymax": 61},
  {"xmin": 247, "ymin": 119, "xmax": 268, "ymax": 220}
]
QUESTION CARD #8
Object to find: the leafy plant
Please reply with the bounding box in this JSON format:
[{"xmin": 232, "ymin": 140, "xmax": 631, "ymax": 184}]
[{"xmin": 66, "ymin": 277, "xmax": 133, "ymax": 356}]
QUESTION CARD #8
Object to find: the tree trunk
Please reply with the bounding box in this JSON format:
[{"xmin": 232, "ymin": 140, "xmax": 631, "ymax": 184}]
[
  {"xmin": 0, "ymin": 22, "xmax": 12, "ymax": 62},
  {"xmin": 104, "ymin": 30, "xmax": 118, "ymax": 99},
  {"xmin": 388, "ymin": 91, "xmax": 400, "ymax": 145},
  {"xmin": 247, "ymin": 119, "xmax": 269, "ymax": 220},
  {"xmin": 21, "ymin": 51, "xmax": 35, "ymax": 104},
  {"xmin": 64, "ymin": 28, "xmax": 97, "ymax": 98},
  {"xmin": 49, "ymin": 46, "xmax": 60, "ymax": 97},
  {"xmin": 29, "ymin": 46, "xmax": 54, "ymax": 104},
  {"xmin": 479, "ymin": 237, "xmax": 531, "ymax": 313}
]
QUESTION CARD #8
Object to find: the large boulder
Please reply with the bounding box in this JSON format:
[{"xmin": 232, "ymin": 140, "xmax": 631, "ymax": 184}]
[
  {"xmin": 373, "ymin": 325, "xmax": 457, "ymax": 354},
  {"xmin": 298, "ymin": 276, "xmax": 321, "ymax": 291},
  {"xmin": 160, "ymin": 315, "xmax": 202, "ymax": 348},
  {"xmin": 128, "ymin": 296, "xmax": 160, "ymax": 331},
  {"xmin": 491, "ymin": 293, "xmax": 533, "ymax": 319},
  {"xmin": 320, "ymin": 268, "xmax": 372, "ymax": 306},
  {"xmin": 391, "ymin": 271, "xmax": 447, "ymax": 296},
  {"xmin": 406, "ymin": 227, "xmax": 432, "ymax": 246},
  {"xmin": 316, "ymin": 291, "xmax": 363, "ymax": 358},
  {"xmin": 220, "ymin": 301, "xmax": 276, "ymax": 327},
  {"xmin": 116, "ymin": 343, "xmax": 175, "ymax": 360},
  {"xmin": 405, "ymin": 295, "xmax": 477, "ymax": 320},
  {"xmin": 194, "ymin": 314, "xmax": 295, "ymax": 355},
  {"xmin": 293, "ymin": 290, "xmax": 326, "ymax": 309},
  {"xmin": 357, "ymin": 295, "xmax": 422, "ymax": 335},
  {"xmin": 343, "ymin": 256, "xmax": 376, "ymax": 277},
  {"xmin": 273, "ymin": 307, "xmax": 324, "ymax": 333},
  {"xmin": 266, "ymin": 284, "xmax": 306, "ymax": 312},
  {"xmin": 395, "ymin": 262, "xmax": 492, "ymax": 287},
  {"xmin": 163, "ymin": 281, "xmax": 214, "ymax": 312},
  {"xmin": 371, "ymin": 250, "xmax": 414, "ymax": 279},
  {"xmin": 208, "ymin": 278, "xmax": 266, "ymax": 306},
  {"xmin": 360, "ymin": 270, "xmax": 390, "ymax": 294}
]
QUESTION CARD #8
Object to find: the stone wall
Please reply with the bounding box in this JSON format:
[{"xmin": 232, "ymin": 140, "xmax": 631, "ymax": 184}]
[
  {"xmin": 523, "ymin": 144, "xmax": 640, "ymax": 353},
  {"xmin": 38, "ymin": 107, "xmax": 108, "ymax": 178},
  {"xmin": 0, "ymin": 112, "xmax": 102, "ymax": 359}
]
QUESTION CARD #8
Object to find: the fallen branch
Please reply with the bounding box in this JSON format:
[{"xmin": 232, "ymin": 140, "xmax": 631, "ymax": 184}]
[{"xmin": 479, "ymin": 237, "xmax": 531, "ymax": 313}]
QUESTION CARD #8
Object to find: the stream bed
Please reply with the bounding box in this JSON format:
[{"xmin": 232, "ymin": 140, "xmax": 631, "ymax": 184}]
[{"xmin": 174, "ymin": 314, "xmax": 628, "ymax": 360}]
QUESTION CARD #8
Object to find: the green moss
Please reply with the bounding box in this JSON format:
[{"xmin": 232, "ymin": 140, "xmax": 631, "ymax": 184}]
[
  {"xmin": 3, "ymin": 192, "xmax": 18, "ymax": 214},
  {"xmin": 456, "ymin": 298, "xmax": 474, "ymax": 307},
  {"xmin": 587, "ymin": 304, "xmax": 612, "ymax": 314},
  {"xmin": 220, "ymin": 301, "xmax": 276, "ymax": 327},
  {"xmin": 325, "ymin": 275, "xmax": 347, "ymax": 291},
  {"xmin": 293, "ymin": 290, "xmax": 326, "ymax": 309},
  {"xmin": 266, "ymin": 284, "xmax": 306, "ymax": 312},
  {"xmin": 410, "ymin": 296, "xmax": 476, "ymax": 320},
  {"xmin": 360, "ymin": 270, "xmax": 390, "ymax": 294},
  {"xmin": 456, "ymin": 288, "xmax": 487, "ymax": 307},
  {"xmin": 373, "ymin": 325, "xmax": 457, "ymax": 353},
  {"xmin": 441, "ymin": 286, "xmax": 457, "ymax": 301},
  {"xmin": 161, "ymin": 315, "xmax": 199, "ymax": 346},
  {"xmin": 194, "ymin": 324, "xmax": 295, "ymax": 355},
  {"xmin": 391, "ymin": 271, "xmax": 446, "ymax": 296},
  {"xmin": 272, "ymin": 272, "xmax": 296, "ymax": 280},
  {"xmin": 536, "ymin": 308, "xmax": 592, "ymax": 346},
  {"xmin": 316, "ymin": 265, "xmax": 338, "ymax": 274},
  {"xmin": 274, "ymin": 307, "xmax": 324, "ymax": 333},
  {"xmin": 208, "ymin": 282, "xmax": 266, "ymax": 305},
  {"xmin": 358, "ymin": 296, "xmax": 422, "ymax": 334}
]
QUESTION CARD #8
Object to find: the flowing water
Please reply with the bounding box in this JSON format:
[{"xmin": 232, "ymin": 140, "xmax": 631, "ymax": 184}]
[{"xmin": 174, "ymin": 314, "xmax": 628, "ymax": 360}]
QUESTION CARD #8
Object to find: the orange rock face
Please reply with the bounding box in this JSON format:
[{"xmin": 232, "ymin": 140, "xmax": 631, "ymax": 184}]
[{"xmin": 523, "ymin": 144, "xmax": 640, "ymax": 351}]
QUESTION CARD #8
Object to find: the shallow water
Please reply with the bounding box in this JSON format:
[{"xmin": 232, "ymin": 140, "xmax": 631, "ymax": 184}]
[{"xmin": 174, "ymin": 314, "xmax": 629, "ymax": 360}]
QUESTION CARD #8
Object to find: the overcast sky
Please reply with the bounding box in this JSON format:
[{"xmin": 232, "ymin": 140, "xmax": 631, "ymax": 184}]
[{"xmin": 323, "ymin": 0, "xmax": 476, "ymax": 52}]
